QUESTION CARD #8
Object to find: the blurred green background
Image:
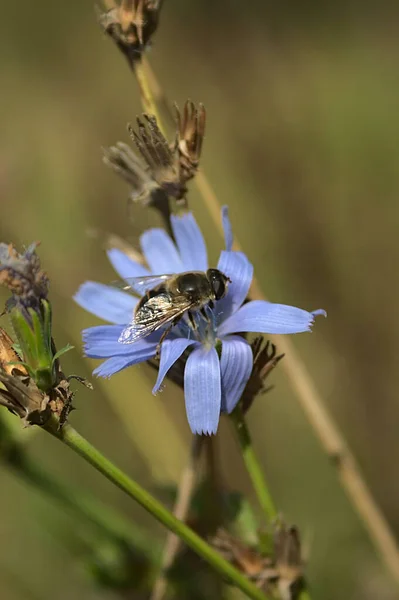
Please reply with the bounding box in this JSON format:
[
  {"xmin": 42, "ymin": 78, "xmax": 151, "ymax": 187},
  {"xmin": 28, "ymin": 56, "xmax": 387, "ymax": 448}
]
[{"xmin": 1, "ymin": 1, "xmax": 399, "ymax": 598}]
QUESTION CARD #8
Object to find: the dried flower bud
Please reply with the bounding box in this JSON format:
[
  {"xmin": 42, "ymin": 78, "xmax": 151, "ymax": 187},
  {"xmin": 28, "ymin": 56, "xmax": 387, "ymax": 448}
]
[
  {"xmin": 102, "ymin": 141, "xmax": 168, "ymax": 208},
  {"xmin": 241, "ymin": 339, "xmax": 284, "ymax": 414},
  {"xmin": 0, "ymin": 242, "xmax": 48, "ymax": 316},
  {"xmin": 211, "ymin": 529, "xmax": 274, "ymax": 582},
  {"xmin": 0, "ymin": 327, "xmax": 78, "ymax": 428},
  {"xmin": 98, "ymin": 0, "xmax": 163, "ymax": 68},
  {"xmin": 105, "ymin": 103, "xmax": 205, "ymax": 211},
  {"xmin": 0, "ymin": 243, "xmax": 74, "ymax": 393},
  {"xmin": 174, "ymin": 101, "xmax": 206, "ymax": 183},
  {"xmin": 130, "ymin": 114, "xmax": 186, "ymax": 200},
  {"xmin": 0, "ymin": 370, "xmax": 50, "ymax": 426},
  {"xmin": 273, "ymin": 522, "xmax": 304, "ymax": 600},
  {"xmin": 210, "ymin": 524, "xmax": 305, "ymax": 599}
]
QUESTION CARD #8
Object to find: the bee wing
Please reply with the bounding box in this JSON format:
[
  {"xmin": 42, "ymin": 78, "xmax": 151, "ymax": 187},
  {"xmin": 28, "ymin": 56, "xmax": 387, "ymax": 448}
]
[
  {"xmin": 112, "ymin": 274, "xmax": 174, "ymax": 296},
  {"xmin": 118, "ymin": 294, "xmax": 193, "ymax": 344}
]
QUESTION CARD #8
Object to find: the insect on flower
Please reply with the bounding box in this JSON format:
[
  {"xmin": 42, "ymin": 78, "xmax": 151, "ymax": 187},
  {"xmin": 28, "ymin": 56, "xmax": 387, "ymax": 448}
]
[
  {"xmin": 74, "ymin": 207, "xmax": 326, "ymax": 435},
  {"xmin": 118, "ymin": 269, "xmax": 231, "ymax": 356}
]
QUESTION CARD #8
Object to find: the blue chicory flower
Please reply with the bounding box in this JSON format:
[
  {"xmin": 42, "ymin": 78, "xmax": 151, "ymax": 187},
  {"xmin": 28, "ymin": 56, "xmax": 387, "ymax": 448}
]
[{"xmin": 74, "ymin": 208, "xmax": 325, "ymax": 435}]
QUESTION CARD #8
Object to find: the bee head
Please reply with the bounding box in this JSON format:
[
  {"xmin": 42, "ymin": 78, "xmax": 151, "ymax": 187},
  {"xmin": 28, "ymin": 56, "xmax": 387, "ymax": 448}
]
[{"xmin": 206, "ymin": 269, "xmax": 231, "ymax": 301}]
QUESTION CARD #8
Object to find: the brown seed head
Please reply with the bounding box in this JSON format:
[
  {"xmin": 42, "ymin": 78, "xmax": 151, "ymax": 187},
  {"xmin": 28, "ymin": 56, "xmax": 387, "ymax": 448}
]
[
  {"xmin": 130, "ymin": 114, "xmax": 186, "ymax": 200},
  {"xmin": 273, "ymin": 522, "xmax": 304, "ymax": 599},
  {"xmin": 102, "ymin": 141, "xmax": 168, "ymax": 207},
  {"xmin": 98, "ymin": 0, "xmax": 163, "ymax": 68},
  {"xmin": 174, "ymin": 101, "xmax": 206, "ymax": 183},
  {"xmin": 0, "ymin": 370, "xmax": 50, "ymax": 426},
  {"xmin": 211, "ymin": 529, "xmax": 274, "ymax": 579},
  {"xmin": 0, "ymin": 242, "xmax": 48, "ymax": 315}
]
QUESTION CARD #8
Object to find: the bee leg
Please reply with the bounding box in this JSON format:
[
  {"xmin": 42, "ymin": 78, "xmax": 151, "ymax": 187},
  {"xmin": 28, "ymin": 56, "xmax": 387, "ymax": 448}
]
[
  {"xmin": 187, "ymin": 311, "xmax": 198, "ymax": 330},
  {"xmin": 200, "ymin": 306, "xmax": 211, "ymax": 323},
  {"xmin": 155, "ymin": 317, "xmax": 181, "ymax": 360}
]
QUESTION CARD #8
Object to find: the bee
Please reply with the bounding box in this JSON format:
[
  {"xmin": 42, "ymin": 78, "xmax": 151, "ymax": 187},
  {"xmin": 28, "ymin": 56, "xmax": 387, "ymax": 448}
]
[{"xmin": 118, "ymin": 269, "xmax": 230, "ymax": 354}]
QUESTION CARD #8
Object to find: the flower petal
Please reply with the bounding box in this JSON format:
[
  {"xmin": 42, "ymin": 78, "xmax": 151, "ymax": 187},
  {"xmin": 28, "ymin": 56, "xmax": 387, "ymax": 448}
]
[
  {"xmin": 94, "ymin": 348, "xmax": 156, "ymax": 378},
  {"xmin": 184, "ymin": 346, "xmax": 221, "ymax": 435},
  {"xmin": 220, "ymin": 336, "xmax": 253, "ymax": 414},
  {"xmin": 222, "ymin": 205, "xmax": 233, "ymax": 252},
  {"xmin": 74, "ymin": 282, "xmax": 138, "ymax": 324},
  {"xmin": 107, "ymin": 248, "xmax": 150, "ymax": 280},
  {"xmin": 140, "ymin": 229, "xmax": 183, "ymax": 274},
  {"xmin": 216, "ymin": 251, "xmax": 253, "ymax": 320},
  {"xmin": 219, "ymin": 300, "xmax": 324, "ymax": 336},
  {"xmin": 170, "ymin": 212, "xmax": 208, "ymax": 271},
  {"xmin": 152, "ymin": 337, "xmax": 197, "ymax": 393},
  {"xmin": 83, "ymin": 325, "xmax": 159, "ymax": 358}
]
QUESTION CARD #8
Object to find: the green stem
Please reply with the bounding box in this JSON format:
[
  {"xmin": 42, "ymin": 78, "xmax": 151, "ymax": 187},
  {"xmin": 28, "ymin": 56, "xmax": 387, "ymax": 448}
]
[
  {"xmin": 231, "ymin": 408, "xmax": 277, "ymax": 522},
  {"xmin": 43, "ymin": 417, "xmax": 271, "ymax": 600}
]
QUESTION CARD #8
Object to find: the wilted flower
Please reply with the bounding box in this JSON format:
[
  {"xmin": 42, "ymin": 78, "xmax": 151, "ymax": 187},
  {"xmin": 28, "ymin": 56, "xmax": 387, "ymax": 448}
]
[
  {"xmin": 104, "ymin": 103, "xmax": 206, "ymax": 208},
  {"xmin": 98, "ymin": 0, "xmax": 163, "ymax": 68},
  {"xmin": 75, "ymin": 208, "xmax": 325, "ymax": 435}
]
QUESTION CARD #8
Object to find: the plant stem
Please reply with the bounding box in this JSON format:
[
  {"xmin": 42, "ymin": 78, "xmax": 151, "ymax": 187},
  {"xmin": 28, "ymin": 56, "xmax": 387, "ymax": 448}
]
[
  {"xmin": 134, "ymin": 60, "xmax": 166, "ymax": 135},
  {"xmin": 230, "ymin": 409, "xmax": 277, "ymax": 523},
  {"xmin": 43, "ymin": 417, "xmax": 271, "ymax": 600}
]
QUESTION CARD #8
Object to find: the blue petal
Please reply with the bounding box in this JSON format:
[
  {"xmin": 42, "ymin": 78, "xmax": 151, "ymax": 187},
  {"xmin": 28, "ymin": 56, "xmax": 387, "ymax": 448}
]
[
  {"xmin": 216, "ymin": 251, "xmax": 253, "ymax": 321},
  {"xmin": 184, "ymin": 346, "xmax": 221, "ymax": 435},
  {"xmin": 140, "ymin": 229, "xmax": 183, "ymax": 274},
  {"xmin": 220, "ymin": 336, "xmax": 253, "ymax": 414},
  {"xmin": 74, "ymin": 282, "xmax": 138, "ymax": 324},
  {"xmin": 152, "ymin": 337, "xmax": 197, "ymax": 393},
  {"xmin": 219, "ymin": 300, "xmax": 324, "ymax": 336},
  {"xmin": 222, "ymin": 205, "xmax": 233, "ymax": 252},
  {"xmin": 107, "ymin": 248, "xmax": 150, "ymax": 280},
  {"xmin": 83, "ymin": 325, "xmax": 159, "ymax": 358},
  {"xmin": 170, "ymin": 212, "xmax": 208, "ymax": 271},
  {"xmin": 94, "ymin": 348, "xmax": 156, "ymax": 378}
]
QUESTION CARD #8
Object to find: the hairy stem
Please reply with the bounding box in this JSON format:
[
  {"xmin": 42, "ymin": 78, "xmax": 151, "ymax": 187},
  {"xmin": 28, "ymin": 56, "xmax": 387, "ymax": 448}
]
[{"xmin": 42, "ymin": 417, "xmax": 271, "ymax": 600}]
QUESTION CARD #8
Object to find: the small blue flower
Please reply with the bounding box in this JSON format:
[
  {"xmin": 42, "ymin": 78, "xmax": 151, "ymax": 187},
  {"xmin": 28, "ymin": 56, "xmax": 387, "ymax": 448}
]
[{"xmin": 74, "ymin": 208, "xmax": 326, "ymax": 435}]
